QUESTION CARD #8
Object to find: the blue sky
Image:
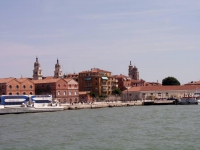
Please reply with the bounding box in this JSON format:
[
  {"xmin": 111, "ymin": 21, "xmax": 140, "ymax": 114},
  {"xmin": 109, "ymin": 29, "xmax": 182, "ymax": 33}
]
[{"xmin": 0, "ymin": 0, "xmax": 200, "ymax": 84}]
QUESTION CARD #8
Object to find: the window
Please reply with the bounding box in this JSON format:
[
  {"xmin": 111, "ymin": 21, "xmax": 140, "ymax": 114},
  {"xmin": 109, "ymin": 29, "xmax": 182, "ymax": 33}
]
[
  {"xmin": 9, "ymin": 85, "xmax": 12, "ymax": 89},
  {"xmin": 74, "ymin": 91, "xmax": 77, "ymax": 95},
  {"xmin": 9, "ymin": 92, "xmax": 12, "ymax": 95},
  {"xmin": 30, "ymin": 92, "xmax": 33, "ymax": 95},
  {"xmin": 30, "ymin": 85, "xmax": 33, "ymax": 89},
  {"xmin": 23, "ymin": 85, "xmax": 26, "ymax": 89},
  {"xmin": 16, "ymin": 85, "xmax": 19, "ymax": 89},
  {"xmin": 23, "ymin": 92, "xmax": 26, "ymax": 95},
  {"xmin": 58, "ymin": 91, "xmax": 60, "ymax": 95},
  {"xmin": 64, "ymin": 91, "xmax": 66, "ymax": 95},
  {"xmin": 69, "ymin": 91, "xmax": 72, "ymax": 95},
  {"xmin": 16, "ymin": 92, "xmax": 19, "ymax": 95}
]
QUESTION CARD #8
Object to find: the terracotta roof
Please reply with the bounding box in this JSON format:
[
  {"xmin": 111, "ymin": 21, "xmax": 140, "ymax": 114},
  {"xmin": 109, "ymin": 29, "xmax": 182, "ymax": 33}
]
[
  {"xmin": 66, "ymin": 73, "xmax": 78, "ymax": 76},
  {"xmin": 127, "ymin": 85, "xmax": 200, "ymax": 92},
  {"xmin": 32, "ymin": 78, "xmax": 61, "ymax": 84},
  {"xmin": 79, "ymin": 68, "xmax": 111, "ymax": 73},
  {"xmin": 63, "ymin": 78, "xmax": 72, "ymax": 83},
  {"xmin": 131, "ymin": 79, "xmax": 145, "ymax": 83},
  {"xmin": 42, "ymin": 76, "xmax": 54, "ymax": 79},
  {"xmin": 0, "ymin": 78, "xmax": 15, "ymax": 83},
  {"xmin": 145, "ymin": 82, "xmax": 162, "ymax": 86},
  {"xmin": 16, "ymin": 78, "xmax": 29, "ymax": 83},
  {"xmin": 184, "ymin": 81, "xmax": 200, "ymax": 85},
  {"xmin": 113, "ymin": 74, "xmax": 128, "ymax": 78}
]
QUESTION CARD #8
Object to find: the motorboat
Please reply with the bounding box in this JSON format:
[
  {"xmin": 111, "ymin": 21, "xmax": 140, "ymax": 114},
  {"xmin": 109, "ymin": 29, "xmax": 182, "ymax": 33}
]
[
  {"xmin": 179, "ymin": 97, "xmax": 198, "ymax": 105},
  {"xmin": 0, "ymin": 95, "xmax": 64, "ymax": 115}
]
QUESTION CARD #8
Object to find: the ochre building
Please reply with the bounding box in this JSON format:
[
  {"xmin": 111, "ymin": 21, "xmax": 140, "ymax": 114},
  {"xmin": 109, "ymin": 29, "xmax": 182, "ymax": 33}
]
[{"xmin": 78, "ymin": 68, "xmax": 118, "ymax": 96}]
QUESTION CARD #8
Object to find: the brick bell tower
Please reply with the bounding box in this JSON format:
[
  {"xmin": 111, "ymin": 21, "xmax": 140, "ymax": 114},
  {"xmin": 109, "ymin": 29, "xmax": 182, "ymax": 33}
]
[
  {"xmin": 33, "ymin": 57, "xmax": 43, "ymax": 80},
  {"xmin": 128, "ymin": 61, "xmax": 139, "ymax": 80},
  {"xmin": 54, "ymin": 59, "xmax": 62, "ymax": 78}
]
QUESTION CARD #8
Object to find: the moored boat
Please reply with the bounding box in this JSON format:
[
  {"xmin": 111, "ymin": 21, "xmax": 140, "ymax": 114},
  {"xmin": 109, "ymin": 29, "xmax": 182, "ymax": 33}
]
[
  {"xmin": 179, "ymin": 97, "xmax": 198, "ymax": 105},
  {"xmin": 0, "ymin": 95, "xmax": 64, "ymax": 115}
]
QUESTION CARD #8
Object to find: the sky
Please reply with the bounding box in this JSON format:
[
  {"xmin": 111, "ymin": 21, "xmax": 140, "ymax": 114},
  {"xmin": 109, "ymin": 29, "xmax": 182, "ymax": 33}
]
[{"xmin": 0, "ymin": 0, "xmax": 200, "ymax": 84}]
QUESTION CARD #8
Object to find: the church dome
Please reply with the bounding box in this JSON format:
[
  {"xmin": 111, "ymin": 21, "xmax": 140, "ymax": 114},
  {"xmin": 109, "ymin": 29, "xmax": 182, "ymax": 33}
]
[
  {"xmin": 55, "ymin": 59, "xmax": 61, "ymax": 68},
  {"xmin": 133, "ymin": 65, "xmax": 138, "ymax": 71},
  {"xmin": 34, "ymin": 57, "xmax": 40, "ymax": 67}
]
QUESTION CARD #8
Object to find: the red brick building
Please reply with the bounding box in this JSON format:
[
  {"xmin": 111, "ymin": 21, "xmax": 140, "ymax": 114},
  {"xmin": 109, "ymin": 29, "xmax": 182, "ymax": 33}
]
[
  {"xmin": 78, "ymin": 68, "xmax": 118, "ymax": 96},
  {"xmin": 64, "ymin": 73, "xmax": 78, "ymax": 82},
  {"xmin": 0, "ymin": 78, "xmax": 35, "ymax": 95},
  {"xmin": 114, "ymin": 74, "xmax": 146, "ymax": 91},
  {"xmin": 33, "ymin": 78, "xmax": 79, "ymax": 103},
  {"xmin": 79, "ymin": 91, "xmax": 93, "ymax": 103}
]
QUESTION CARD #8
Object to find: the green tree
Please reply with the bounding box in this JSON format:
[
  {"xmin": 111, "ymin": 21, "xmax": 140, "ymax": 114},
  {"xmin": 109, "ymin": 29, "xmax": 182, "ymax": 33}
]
[
  {"xmin": 112, "ymin": 88, "xmax": 122, "ymax": 96},
  {"xmin": 162, "ymin": 76, "xmax": 181, "ymax": 85},
  {"xmin": 90, "ymin": 92, "xmax": 97, "ymax": 97}
]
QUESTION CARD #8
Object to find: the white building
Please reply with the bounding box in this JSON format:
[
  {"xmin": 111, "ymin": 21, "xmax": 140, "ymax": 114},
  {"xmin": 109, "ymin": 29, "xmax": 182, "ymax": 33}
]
[{"xmin": 122, "ymin": 85, "xmax": 200, "ymax": 100}]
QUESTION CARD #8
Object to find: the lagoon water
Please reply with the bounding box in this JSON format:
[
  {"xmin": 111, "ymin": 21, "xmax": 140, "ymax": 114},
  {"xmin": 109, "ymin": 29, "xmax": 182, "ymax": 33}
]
[{"xmin": 0, "ymin": 105, "xmax": 200, "ymax": 150}]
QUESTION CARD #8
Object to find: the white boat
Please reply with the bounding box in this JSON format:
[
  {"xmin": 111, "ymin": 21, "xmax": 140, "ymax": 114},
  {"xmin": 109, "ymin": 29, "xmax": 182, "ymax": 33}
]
[
  {"xmin": 179, "ymin": 97, "xmax": 198, "ymax": 105},
  {"xmin": 194, "ymin": 92, "xmax": 200, "ymax": 105},
  {"xmin": 0, "ymin": 95, "xmax": 64, "ymax": 115}
]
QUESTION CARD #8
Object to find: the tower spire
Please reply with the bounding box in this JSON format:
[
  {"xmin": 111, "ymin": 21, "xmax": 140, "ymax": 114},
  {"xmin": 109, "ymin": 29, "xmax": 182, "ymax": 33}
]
[
  {"xmin": 54, "ymin": 59, "xmax": 62, "ymax": 78},
  {"xmin": 33, "ymin": 57, "xmax": 42, "ymax": 80}
]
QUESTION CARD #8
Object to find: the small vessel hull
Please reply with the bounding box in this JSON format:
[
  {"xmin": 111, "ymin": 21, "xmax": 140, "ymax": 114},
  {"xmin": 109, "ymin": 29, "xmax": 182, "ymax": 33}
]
[{"xmin": 0, "ymin": 106, "xmax": 64, "ymax": 115}]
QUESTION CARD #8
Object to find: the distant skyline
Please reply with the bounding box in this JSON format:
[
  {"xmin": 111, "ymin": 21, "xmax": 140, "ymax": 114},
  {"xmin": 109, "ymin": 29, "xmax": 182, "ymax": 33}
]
[{"xmin": 0, "ymin": 0, "xmax": 200, "ymax": 84}]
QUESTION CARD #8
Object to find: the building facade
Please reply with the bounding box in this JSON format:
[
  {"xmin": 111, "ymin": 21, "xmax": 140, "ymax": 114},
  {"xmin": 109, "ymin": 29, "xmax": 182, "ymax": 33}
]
[
  {"xmin": 78, "ymin": 68, "xmax": 118, "ymax": 96},
  {"xmin": 122, "ymin": 85, "xmax": 200, "ymax": 100},
  {"xmin": 33, "ymin": 78, "xmax": 79, "ymax": 103},
  {"xmin": 0, "ymin": 78, "xmax": 35, "ymax": 95},
  {"xmin": 64, "ymin": 73, "xmax": 78, "ymax": 82},
  {"xmin": 114, "ymin": 74, "xmax": 146, "ymax": 92}
]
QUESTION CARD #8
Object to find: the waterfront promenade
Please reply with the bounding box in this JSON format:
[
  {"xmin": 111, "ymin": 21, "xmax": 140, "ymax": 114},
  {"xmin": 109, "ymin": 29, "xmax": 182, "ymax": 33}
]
[
  {"xmin": 62, "ymin": 101, "xmax": 142, "ymax": 110},
  {"xmin": 62, "ymin": 100, "xmax": 177, "ymax": 110}
]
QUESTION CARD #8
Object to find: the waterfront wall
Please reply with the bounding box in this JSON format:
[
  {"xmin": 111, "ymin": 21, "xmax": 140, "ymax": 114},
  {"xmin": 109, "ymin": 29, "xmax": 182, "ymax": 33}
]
[{"xmin": 62, "ymin": 101, "xmax": 143, "ymax": 110}]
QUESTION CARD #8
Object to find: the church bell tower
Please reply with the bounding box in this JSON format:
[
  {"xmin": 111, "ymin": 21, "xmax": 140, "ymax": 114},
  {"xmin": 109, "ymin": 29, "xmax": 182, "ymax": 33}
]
[
  {"xmin": 33, "ymin": 57, "xmax": 43, "ymax": 80},
  {"xmin": 54, "ymin": 59, "xmax": 62, "ymax": 78}
]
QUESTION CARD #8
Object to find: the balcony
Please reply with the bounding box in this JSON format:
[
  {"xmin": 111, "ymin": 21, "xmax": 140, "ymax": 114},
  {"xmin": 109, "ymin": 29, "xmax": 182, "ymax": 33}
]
[
  {"xmin": 102, "ymin": 88, "xmax": 108, "ymax": 91},
  {"xmin": 101, "ymin": 83, "xmax": 108, "ymax": 86}
]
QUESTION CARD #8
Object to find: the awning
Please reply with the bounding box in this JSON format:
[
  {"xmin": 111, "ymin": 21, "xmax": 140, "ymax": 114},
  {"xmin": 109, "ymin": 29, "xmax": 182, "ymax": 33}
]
[{"xmin": 102, "ymin": 77, "xmax": 108, "ymax": 80}]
